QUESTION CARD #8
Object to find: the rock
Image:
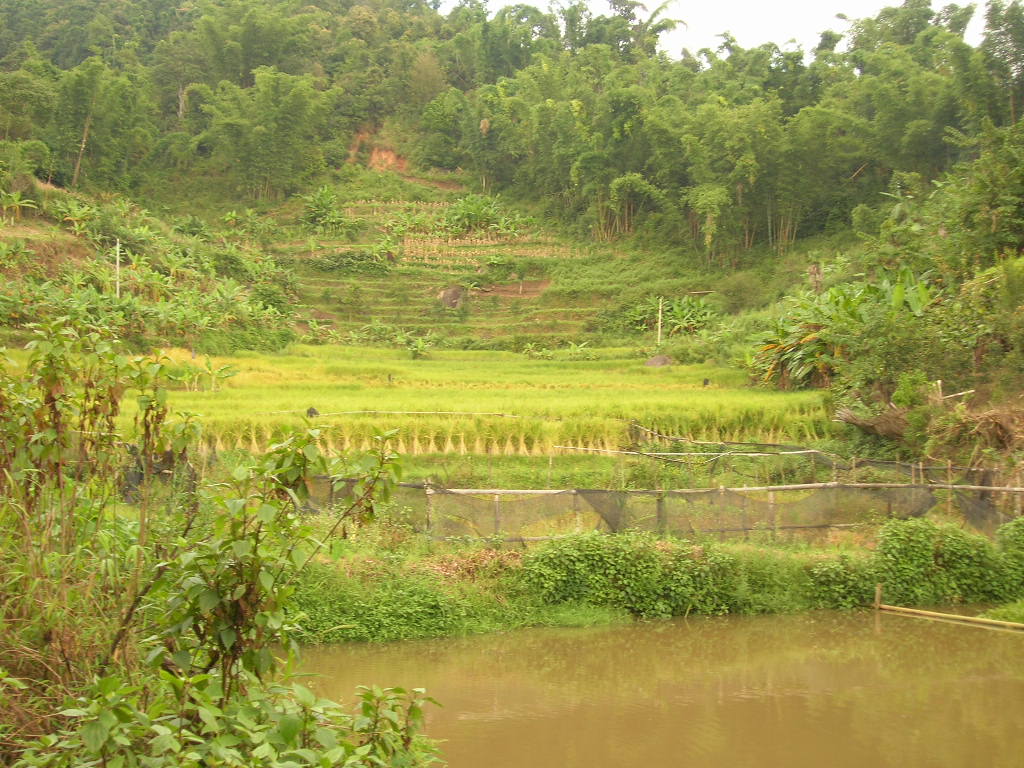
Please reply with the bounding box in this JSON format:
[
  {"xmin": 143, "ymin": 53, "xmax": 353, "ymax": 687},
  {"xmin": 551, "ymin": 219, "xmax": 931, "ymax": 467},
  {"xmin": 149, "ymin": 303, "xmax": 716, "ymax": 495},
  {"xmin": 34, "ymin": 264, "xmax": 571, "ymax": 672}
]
[
  {"xmin": 644, "ymin": 354, "xmax": 673, "ymax": 367},
  {"xmin": 437, "ymin": 285, "xmax": 466, "ymax": 309}
]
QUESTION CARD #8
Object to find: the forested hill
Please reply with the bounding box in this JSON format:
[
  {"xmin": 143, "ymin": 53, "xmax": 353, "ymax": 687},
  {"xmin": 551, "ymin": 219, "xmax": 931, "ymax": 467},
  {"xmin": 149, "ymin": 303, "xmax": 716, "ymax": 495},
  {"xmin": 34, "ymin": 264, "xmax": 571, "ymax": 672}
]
[
  {"xmin": 2, "ymin": 0, "xmax": 1024, "ymax": 463},
  {"xmin": 1, "ymin": 0, "xmax": 1023, "ymax": 253}
]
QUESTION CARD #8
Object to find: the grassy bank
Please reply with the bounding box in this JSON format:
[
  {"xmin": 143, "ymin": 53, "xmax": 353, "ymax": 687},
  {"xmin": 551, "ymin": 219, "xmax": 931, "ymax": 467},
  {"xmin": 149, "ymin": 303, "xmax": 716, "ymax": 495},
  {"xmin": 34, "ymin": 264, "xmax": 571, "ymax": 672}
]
[
  {"xmin": 290, "ymin": 516, "xmax": 1024, "ymax": 644},
  {"xmin": 982, "ymin": 601, "xmax": 1024, "ymax": 622}
]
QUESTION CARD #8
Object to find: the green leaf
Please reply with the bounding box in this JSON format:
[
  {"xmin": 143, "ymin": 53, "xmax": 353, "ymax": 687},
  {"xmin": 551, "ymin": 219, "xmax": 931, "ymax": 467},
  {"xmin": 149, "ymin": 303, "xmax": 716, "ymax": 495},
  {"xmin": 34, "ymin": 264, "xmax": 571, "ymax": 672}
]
[
  {"xmin": 293, "ymin": 684, "xmax": 316, "ymax": 709},
  {"xmin": 81, "ymin": 720, "xmax": 109, "ymax": 753},
  {"xmin": 219, "ymin": 628, "xmax": 238, "ymax": 651},
  {"xmin": 231, "ymin": 540, "xmax": 253, "ymax": 558},
  {"xmin": 252, "ymin": 742, "xmax": 276, "ymax": 760},
  {"xmin": 198, "ymin": 589, "xmax": 221, "ymax": 613},
  {"xmin": 276, "ymin": 714, "xmax": 303, "ymax": 745},
  {"xmin": 171, "ymin": 650, "xmax": 192, "ymax": 670}
]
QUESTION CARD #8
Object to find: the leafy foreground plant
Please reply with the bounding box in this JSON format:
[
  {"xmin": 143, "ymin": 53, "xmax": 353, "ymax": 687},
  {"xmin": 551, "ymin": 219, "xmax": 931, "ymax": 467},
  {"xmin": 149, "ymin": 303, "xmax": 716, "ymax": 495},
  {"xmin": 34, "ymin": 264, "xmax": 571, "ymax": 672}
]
[{"xmin": 0, "ymin": 323, "xmax": 438, "ymax": 767}]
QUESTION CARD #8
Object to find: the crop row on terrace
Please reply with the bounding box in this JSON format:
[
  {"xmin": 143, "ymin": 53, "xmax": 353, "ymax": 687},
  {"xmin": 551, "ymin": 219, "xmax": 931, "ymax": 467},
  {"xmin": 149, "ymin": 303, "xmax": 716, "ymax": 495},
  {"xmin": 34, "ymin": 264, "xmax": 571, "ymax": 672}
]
[
  {"xmin": 190, "ymin": 418, "xmax": 828, "ymax": 456},
  {"xmin": 137, "ymin": 346, "xmax": 829, "ymax": 456}
]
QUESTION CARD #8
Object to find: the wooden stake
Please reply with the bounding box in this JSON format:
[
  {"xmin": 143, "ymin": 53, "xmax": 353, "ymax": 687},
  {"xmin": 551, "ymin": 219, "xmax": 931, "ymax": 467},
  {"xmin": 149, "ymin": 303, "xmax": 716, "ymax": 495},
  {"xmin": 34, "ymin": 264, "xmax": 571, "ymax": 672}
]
[
  {"xmin": 946, "ymin": 460, "xmax": 953, "ymax": 517},
  {"xmin": 656, "ymin": 297, "xmax": 663, "ymax": 347},
  {"xmin": 424, "ymin": 486, "xmax": 434, "ymax": 533}
]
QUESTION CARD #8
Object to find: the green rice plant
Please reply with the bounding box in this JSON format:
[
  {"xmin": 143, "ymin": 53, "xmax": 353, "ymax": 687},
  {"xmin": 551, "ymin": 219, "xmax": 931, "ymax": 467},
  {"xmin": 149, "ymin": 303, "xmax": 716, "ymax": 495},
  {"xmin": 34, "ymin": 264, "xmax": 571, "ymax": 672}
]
[{"xmin": 138, "ymin": 345, "xmax": 829, "ymax": 459}]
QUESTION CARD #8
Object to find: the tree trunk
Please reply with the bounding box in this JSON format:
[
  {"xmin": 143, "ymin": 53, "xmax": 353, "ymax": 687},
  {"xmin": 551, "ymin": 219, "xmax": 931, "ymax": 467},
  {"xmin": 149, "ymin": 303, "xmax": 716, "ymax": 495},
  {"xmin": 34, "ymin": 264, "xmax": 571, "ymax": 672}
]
[{"xmin": 71, "ymin": 112, "xmax": 93, "ymax": 188}]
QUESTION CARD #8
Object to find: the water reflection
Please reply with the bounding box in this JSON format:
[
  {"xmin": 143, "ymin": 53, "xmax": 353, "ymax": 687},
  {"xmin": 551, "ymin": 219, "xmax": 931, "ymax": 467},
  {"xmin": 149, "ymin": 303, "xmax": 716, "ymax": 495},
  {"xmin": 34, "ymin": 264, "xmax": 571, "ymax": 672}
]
[{"xmin": 301, "ymin": 613, "xmax": 1024, "ymax": 768}]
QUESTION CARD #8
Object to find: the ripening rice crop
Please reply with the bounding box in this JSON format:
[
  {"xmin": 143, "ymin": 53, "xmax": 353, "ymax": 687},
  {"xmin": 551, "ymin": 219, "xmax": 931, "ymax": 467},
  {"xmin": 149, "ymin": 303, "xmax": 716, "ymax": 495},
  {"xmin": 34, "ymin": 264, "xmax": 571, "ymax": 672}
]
[{"xmin": 137, "ymin": 345, "xmax": 830, "ymax": 456}]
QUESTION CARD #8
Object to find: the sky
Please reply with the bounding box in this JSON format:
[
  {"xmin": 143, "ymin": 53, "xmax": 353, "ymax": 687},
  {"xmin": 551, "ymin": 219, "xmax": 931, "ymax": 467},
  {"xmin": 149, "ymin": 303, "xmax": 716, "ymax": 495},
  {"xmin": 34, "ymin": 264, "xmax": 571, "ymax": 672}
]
[
  {"xmin": 645, "ymin": 0, "xmax": 986, "ymax": 57},
  {"xmin": 449, "ymin": 0, "xmax": 989, "ymax": 59}
]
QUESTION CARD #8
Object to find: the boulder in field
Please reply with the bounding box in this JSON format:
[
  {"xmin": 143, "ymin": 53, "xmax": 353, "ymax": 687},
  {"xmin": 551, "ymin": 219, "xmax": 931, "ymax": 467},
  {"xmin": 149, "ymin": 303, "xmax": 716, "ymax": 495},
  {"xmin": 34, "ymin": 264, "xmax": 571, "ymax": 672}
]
[
  {"xmin": 437, "ymin": 285, "xmax": 466, "ymax": 309},
  {"xmin": 644, "ymin": 354, "xmax": 673, "ymax": 367}
]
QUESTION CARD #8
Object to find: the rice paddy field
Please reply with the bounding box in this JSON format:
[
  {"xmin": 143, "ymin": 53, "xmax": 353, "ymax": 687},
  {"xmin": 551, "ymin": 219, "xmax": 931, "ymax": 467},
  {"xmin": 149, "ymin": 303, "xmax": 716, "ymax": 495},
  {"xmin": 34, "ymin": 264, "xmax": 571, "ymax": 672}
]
[{"xmin": 147, "ymin": 345, "xmax": 829, "ymax": 466}]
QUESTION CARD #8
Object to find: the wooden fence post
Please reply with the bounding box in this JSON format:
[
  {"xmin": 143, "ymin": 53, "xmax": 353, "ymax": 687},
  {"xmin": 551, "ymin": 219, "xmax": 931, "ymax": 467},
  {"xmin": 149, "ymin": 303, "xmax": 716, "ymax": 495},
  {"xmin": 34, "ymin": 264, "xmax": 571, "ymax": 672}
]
[
  {"xmin": 946, "ymin": 461, "xmax": 953, "ymax": 517},
  {"xmin": 425, "ymin": 485, "xmax": 434, "ymax": 534}
]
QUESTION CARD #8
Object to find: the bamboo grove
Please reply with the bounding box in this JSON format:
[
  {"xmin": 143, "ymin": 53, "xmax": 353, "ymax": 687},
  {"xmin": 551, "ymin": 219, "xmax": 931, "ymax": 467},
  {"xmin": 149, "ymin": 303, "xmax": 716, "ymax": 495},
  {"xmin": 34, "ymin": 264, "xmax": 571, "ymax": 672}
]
[{"xmin": 0, "ymin": 0, "xmax": 1023, "ymax": 252}]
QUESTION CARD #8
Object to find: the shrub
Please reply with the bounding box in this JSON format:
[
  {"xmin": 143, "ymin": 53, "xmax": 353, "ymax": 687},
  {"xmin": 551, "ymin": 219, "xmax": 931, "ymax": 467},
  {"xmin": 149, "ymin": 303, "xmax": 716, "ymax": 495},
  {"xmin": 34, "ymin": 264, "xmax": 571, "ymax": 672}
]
[
  {"xmin": 518, "ymin": 532, "xmax": 668, "ymax": 616},
  {"xmin": 996, "ymin": 516, "xmax": 1024, "ymax": 593},
  {"xmin": 292, "ymin": 564, "xmax": 462, "ymax": 643},
  {"xmin": 876, "ymin": 518, "xmax": 1015, "ymax": 605},
  {"xmin": 660, "ymin": 545, "xmax": 741, "ymax": 616},
  {"xmin": 807, "ymin": 554, "xmax": 877, "ymax": 609}
]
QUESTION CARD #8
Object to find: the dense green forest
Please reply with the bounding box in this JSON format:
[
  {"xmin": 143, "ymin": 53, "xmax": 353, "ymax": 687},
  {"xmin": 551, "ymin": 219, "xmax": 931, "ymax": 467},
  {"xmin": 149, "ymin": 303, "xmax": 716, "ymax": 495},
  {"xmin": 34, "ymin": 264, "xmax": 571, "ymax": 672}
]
[{"xmin": 1, "ymin": 0, "xmax": 1022, "ymax": 240}]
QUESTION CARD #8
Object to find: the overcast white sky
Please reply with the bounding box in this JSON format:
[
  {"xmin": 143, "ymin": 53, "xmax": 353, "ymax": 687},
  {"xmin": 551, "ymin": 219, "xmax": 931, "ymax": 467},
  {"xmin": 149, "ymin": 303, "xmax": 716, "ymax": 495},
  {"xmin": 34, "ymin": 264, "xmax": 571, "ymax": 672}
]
[
  {"xmin": 647, "ymin": 0, "xmax": 986, "ymax": 57},
  {"xmin": 454, "ymin": 0, "xmax": 988, "ymax": 59}
]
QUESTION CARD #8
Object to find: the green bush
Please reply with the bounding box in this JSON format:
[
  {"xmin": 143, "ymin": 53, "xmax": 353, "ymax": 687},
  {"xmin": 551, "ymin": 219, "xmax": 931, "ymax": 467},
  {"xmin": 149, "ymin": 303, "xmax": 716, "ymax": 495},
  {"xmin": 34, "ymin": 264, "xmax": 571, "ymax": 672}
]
[
  {"xmin": 876, "ymin": 518, "xmax": 1016, "ymax": 605},
  {"xmin": 291, "ymin": 563, "xmax": 462, "ymax": 643},
  {"xmin": 521, "ymin": 534, "xmax": 820, "ymax": 618},
  {"xmin": 518, "ymin": 532, "xmax": 668, "ymax": 617},
  {"xmin": 996, "ymin": 515, "xmax": 1024, "ymax": 586},
  {"xmin": 981, "ymin": 599, "xmax": 1024, "ymax": 623},
  {"xmin": 660, "ymin": 545, "xmax": 741, "ymax": 616},
  {"xmin": 290, "ymin": 519, "xmax": 1024, "ymax": 646},
  {"xmin": 807, "ymin": 553, "xmax": 877, "ymax": 609}
]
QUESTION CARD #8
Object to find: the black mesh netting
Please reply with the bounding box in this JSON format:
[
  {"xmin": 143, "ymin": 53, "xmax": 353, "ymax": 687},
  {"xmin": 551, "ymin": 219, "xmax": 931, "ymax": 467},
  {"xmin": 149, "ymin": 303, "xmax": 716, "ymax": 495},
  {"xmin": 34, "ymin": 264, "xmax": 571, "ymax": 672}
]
[
  {"xmin": 428, "ymin": 490, "xmax": 580, "ymax": 538},
  {"xmin": 309, "ymin": 477, "xmax": 1019, "ymax": 540}
]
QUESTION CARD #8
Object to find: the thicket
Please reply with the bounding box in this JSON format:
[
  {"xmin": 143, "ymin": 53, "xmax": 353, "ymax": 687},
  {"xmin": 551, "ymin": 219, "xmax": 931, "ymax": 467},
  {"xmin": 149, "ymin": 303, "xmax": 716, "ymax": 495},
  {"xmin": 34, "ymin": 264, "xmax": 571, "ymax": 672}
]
[
  {"xmin": 0, "ymin": 325, "xmax": 437, "ymax": 766},
  {"xmin": 291, "ymin": 517, "xmax": 1024, "ymax": 644},
  {"xmin": 0, "ymin": 0, "xmax": 1018, "ymax": 231}
]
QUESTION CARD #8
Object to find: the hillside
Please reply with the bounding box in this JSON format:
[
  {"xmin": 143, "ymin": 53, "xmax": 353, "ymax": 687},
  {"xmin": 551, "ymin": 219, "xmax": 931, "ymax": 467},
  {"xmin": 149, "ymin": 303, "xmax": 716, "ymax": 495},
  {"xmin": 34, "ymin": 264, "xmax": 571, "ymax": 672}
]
[{"xmin": 1, "ymin": 0, "xmax": 1024, "ymax": 468}]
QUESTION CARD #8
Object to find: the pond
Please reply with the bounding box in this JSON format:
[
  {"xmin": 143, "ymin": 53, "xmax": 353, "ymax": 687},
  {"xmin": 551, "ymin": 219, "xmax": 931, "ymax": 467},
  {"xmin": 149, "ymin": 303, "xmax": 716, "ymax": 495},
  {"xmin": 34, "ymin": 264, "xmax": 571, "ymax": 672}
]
[{"xmin": 301, "ymin": 612, "xmax": 1024, "ymax": 768}]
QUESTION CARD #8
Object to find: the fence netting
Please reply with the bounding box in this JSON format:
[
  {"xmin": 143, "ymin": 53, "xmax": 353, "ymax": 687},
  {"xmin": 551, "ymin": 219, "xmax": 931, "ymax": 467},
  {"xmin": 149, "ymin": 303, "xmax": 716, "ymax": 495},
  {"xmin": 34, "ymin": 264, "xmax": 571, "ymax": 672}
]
[{"xmin": 311, "ymin": 479, "xmax": 1021, "ymax": 541}]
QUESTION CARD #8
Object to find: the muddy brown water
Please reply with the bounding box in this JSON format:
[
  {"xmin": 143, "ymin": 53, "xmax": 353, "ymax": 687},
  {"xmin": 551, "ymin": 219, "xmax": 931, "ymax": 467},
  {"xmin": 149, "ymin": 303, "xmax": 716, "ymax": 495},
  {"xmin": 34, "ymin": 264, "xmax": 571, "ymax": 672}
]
[{"xmin": 301, "ymin": 613, "xmax": 1024, "ymax": 768}]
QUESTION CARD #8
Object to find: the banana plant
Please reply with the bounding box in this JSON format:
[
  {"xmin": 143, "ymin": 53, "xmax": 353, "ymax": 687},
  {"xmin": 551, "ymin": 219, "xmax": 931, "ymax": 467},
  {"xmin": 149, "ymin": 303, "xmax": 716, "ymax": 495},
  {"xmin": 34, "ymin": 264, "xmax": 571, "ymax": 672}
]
[{"xmin": 0, "ymin": 190, "xmax": 36, "ymax": 222}]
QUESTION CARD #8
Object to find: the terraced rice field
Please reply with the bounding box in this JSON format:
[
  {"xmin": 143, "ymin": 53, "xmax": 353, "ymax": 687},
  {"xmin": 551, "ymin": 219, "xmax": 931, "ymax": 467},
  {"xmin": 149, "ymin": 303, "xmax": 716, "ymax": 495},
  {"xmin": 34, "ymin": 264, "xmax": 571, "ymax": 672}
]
[{"xmin": 151, "ymin": 345, "xmax": 830, "ymax": 456}]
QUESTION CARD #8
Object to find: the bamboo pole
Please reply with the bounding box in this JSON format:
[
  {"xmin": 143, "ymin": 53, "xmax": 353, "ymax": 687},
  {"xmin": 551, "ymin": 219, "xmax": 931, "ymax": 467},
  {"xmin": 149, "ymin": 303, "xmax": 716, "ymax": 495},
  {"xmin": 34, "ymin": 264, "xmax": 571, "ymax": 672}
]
[
  {"xmin": 656, "ymin": 297, "xmax": 663, "ymax": 347},
  {"xmin": 874, "ymin": 583, "xmax": 1024, "ymax": 631},
  {"xmin": 556, "ymin": 445, "xmax": 824, "ymax": 458},
  {"xmin": 440, "ymin": 488, "xmax": 571, "ymax": 495},
  {"xmin": 424, "ymin": 486, "xmax": 434, "ymax": 533},
  {"xmin": 877, "ymin": 604, "xmax": 1024, "ymax": 632},
  {"xmin": 946, "ymin": 461, "xmax": 953, "ymax": 517},
  {"xmin": 430, "ymin": 482, "xmax": 1024, "ymax": 495}
]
